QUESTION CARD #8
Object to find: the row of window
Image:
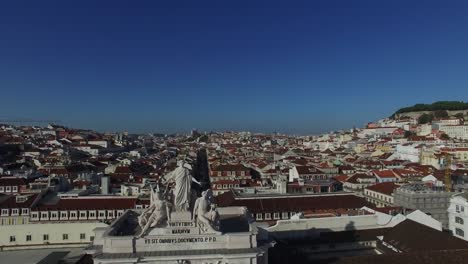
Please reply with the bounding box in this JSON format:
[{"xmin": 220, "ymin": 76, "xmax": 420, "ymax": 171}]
[
  {"xmin": 365, "ymin": 191, "xmax": 392, "ymax": 203},
  {"xmin": 212, "ymin": 183, "xmax": 239, "ymax": 189},
  {"xmin": 1, "ymin": 208, "xmax": 29, "ymax": 216},
  {"xmin": 256, "ymin": 212, "xmax": 294, "ymax": 221},
  {"xmin": 31, "ymin": 210, "xmax": 124, "ymax": 221},
  {"xmin": 9, "ymin": 233, "xmax": 93, "ymax": 243},
  {"xmin": 0, "ymin": 186, "xmax": 19, "ymax": 193},
  {"xmin": 215, "ymin": 171, "xmax": 247, "ymax": 177},
  {"xmin": 302, "ymin": 175, "xmax": 328, "ymax": 180},
  {"xmin": 289, "ymin": 187, "xmax": 330, "ymax": 194},
  {"xmin": 366, "ymin": 197, "xmax": 391, "ymax": 207},
  {"xmin": 1, "ymin": 217, "xmax": 28, "ymax": 225},
  {"xmin": 397, "ymin": 196, "xmax": 449, "ymax": 203},
  {"xmin": 456, "ymin": 205, "xmax": 465, "ymax": 213}
]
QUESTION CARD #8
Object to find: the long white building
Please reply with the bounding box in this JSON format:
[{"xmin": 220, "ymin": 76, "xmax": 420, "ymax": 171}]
[
  {"xmin": 0, "ymin": 193, "xmax": 147, "ymax": 250},
  {"xmin": 437, "ymin": 124, "xmax": 468, "ymax": 140}
]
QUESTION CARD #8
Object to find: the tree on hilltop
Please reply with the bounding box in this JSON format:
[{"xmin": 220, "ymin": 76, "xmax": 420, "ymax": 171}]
[{"xmin": 418, "ymin": 113, "xmax": 434, "ymax": 124}]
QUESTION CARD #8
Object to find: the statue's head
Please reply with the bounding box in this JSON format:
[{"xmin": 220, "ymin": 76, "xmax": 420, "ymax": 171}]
[{"xmin": 201, "ymin": 190, "xmax": 208, "ymax": 197}]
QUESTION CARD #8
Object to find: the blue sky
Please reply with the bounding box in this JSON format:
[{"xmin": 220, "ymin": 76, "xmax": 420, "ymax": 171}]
[{"xmin": 1, "ymin": 1, "xmax": 468, "ymax": 134}]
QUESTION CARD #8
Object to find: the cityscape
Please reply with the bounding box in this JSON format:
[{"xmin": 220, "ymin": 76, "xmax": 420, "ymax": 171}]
[
  {"xmin": 2, "ymin": 1, "xmax": 468, "ymax": 264},
  {"xmin": 2, "ymin": 103, "xmax": 468, "ymax": 263}
]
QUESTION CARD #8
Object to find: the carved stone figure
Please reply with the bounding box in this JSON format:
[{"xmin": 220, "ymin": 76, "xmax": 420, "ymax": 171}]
[
  {"xmin": 164, "ymin": 160, "xmax": 193, "ymax": 212},
  {"xmin": 138, "ymin": 185, "xmax": 170, "ymax": 237},
  {"xmin": 192, "ymin": 190, "xmax": 220, "ymax": 233}
]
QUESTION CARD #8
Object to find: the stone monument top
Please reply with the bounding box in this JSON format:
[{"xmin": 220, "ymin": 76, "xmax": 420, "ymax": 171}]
[{"xmin": 137, "ymin": 160, "xmax": 220, "ymax": 237}]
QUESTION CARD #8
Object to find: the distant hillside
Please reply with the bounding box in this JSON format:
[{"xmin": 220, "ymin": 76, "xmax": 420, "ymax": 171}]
[{"xmin": 392, "ymin": 101, "xmax": 468, "ymax": 119}]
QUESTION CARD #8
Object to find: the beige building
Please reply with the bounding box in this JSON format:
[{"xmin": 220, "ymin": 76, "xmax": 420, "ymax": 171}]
[
  {"xmin": 0, "ymin": 222, "xmax": 107, "ymax": 250},
  {"xmin": 440, "ymin": 147, "xmax": 468, "ymax": 162},
  {"xmin": 364, "ymin": 182, "xmax": 399, "ymax": 207}
]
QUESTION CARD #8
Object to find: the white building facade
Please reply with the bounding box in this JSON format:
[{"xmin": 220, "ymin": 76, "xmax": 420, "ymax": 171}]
[
  {"xmin": 437, "ymin": 125, "xmax": 468, "ymax": 140},
  {"xmin": 448, "ymin": 193, "xmax": 468, "ymax": 241}
]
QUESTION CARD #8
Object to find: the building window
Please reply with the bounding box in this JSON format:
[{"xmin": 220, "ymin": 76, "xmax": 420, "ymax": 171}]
[
  {"xmin": 456, "ymin": 217, "xmax": 464, "ymax": 225},
  {"xmin": 11, "ymin": 209, "xmax": 19, "ymax": 215},
  {"xmin": 31, "ymin": 212, "xmax": 39, "ymax": 219},
  {"xmin": 265, "ymin": 213, "xmax": 271, "ymax": 220},
  {"xmin": 80, "ymin": 212, "xmax": 86, "ymax": 218},
  {"xmin": 456, "ymin": 228, "xmax": 465, "ymax": 237},
  {"xmin": 22, "ymin": 208, "xmax": 29, "ymax": 215},
  {"xmin": 273, "ymin": 212, "xmax": 280, "ymax": 219},
  {"xmin": 43, "ymin": 234, "xmax": 49, "ymax": 241},
  {"xmin": 63, "ymin": 234, "xmax": 69, "ymax": 240},
  {"xmin": 1, "ymin": 209, "xmax": 9, "ymax": 216},
  {"xmin": 26, "ymin": 235, "xmax": 32, "ymax": 241},
  {"xmin": 80, "ymin": 233, "xmax": 86, "ymax": 239},
  {"xmin": 10, "ymin": 236, "xmax": 15, "ymax": 242},
  {"xmin": 256, "ymin": 213, "xmax": 263, "ymax": 220},
  {"xmin": 90, "ymin": 236, "xmax": 94, "ymax": 241}
]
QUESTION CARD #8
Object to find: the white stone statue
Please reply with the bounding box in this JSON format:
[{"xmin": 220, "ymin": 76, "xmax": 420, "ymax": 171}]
[
  {"xmin": 164, "ymin": 160, "xmax": 193, "ymax": 212},
  {"xmin": 138, "ymin": 184, "xmax": 171, "ymax": 238},
  {"xmin": 192, "ymin": 190, "xmax": 220, "ymax": 233}
]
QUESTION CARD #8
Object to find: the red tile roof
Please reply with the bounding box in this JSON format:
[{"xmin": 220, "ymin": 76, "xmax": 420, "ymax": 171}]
[
  {"xmin": 296, "ymin": 166, "xmax": 323, "ymax": 175},
  {"xmin": 345, "ymin": 173, "xmax": 375, "ymax": 184},
  {"xmin": 0, "ymin": 194, "xmax": 39, "ymax": 208},
  {"xmin": 366, "ymin": 182, "xmax": 399, "ymax": 196},
  {"xmin": 211, "ymin": 164, "xmax": 250, "ymax": 171},
  {"xmin": 333, "ymin": 175, "xmax": 350, "ymax": 183},
  {"xmin": 216, "ymin": 191, "xmax": 372, "ymax": 213},
  {"xmin": 383, "ymin": 219, "xmax": 468, "ymax": 252},
  {"xmin": 114, "ymin": 166, "xmax": 132, "ymax": 174},
  {"xmin": 0, "ymin": 177, "xmax": 28, "ymax": 186},
  {"xmin": 373, "ymin": 170, "xmax": 397, "ymax": 178}
]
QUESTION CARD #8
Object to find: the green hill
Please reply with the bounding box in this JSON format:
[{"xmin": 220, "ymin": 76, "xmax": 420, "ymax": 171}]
[{"xmin": 393, "ymin": 101, "xmax": 468, "ymax": 117}]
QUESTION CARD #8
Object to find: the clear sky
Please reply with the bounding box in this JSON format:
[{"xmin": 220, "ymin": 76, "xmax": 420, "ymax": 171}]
[{"xmin": 1, "ymin": 1, "xmax": 468, "ymax": 134}]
